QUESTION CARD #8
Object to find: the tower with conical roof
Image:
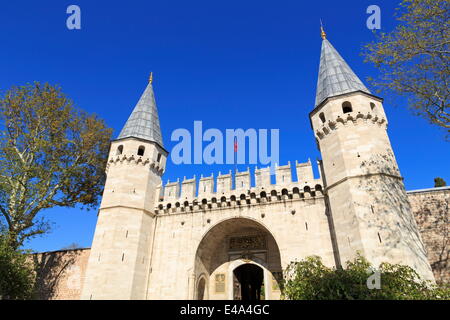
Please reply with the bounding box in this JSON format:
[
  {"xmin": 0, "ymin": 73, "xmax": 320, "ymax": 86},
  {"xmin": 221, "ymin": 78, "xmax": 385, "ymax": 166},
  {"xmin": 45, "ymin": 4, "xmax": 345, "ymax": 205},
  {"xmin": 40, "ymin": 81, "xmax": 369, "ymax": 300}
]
[
  {"xmin": 310, "ymin": 27, "xmax": 434, "ymax": 281},
  {"xmin": 81, "ymin": 74, "xmax": 168, "ymax": 299}
]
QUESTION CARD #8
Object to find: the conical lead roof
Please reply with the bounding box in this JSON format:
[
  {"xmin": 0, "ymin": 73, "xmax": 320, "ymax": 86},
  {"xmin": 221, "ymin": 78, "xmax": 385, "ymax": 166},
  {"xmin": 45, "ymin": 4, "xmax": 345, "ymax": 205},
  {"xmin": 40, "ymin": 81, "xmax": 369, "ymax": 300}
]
[
  {"xmin": 315, "ymin": 38, "xmax": 370, "ymax": 107},
  {"xmin": 118, "ymin": 80, "xmax": 164, "ymax": 147}
]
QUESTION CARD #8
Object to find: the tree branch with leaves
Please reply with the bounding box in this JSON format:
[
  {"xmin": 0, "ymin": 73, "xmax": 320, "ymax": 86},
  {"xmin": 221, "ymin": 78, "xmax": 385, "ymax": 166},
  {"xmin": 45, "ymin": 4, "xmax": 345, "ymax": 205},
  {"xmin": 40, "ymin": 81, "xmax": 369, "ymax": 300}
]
[
  {"xmin": 364, "ymin": 0, "xmax": 450, "ymax": 137},
  {"xmin": 0, "ymin": 82, "xmax": 112, "ymax": 249}
]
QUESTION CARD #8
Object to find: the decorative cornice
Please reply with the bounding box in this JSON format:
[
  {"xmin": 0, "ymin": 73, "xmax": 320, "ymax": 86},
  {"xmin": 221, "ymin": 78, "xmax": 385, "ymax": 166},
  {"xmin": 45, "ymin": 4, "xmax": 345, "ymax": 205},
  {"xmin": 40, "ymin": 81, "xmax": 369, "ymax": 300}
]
[
  {"xmin": 106, "ymin": 154, "xmax": 164, "ymax": 175},
  {"xmin": 308, "ymin": 91, "xmax": 383, "ymax": 129},
  {"xmin": 324, "ymin": 172, "xmax": 404, "ymax": 193},
  {"xmin": 315, "ymin": 112, "xmax": 387, "ymax": 140},
  {"xmin": 156, "ymin": 184, "xmax": 324, "ymax": 215}
]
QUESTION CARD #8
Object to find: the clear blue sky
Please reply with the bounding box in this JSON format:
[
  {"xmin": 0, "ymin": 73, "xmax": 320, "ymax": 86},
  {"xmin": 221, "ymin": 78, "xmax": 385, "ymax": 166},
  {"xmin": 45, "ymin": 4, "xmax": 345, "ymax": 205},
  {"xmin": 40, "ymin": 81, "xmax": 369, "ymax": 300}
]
[{"xmin": 0, "ymin": 0, "xmax": 448, "ymax": 252}]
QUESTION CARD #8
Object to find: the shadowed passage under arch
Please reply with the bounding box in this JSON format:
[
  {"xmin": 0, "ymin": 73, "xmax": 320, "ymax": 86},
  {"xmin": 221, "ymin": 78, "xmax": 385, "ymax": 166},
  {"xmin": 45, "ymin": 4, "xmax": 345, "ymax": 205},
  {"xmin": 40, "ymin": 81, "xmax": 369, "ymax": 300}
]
[{"xmin": 194, "ymin": 218, "xmax": 282, "ymax": 300}]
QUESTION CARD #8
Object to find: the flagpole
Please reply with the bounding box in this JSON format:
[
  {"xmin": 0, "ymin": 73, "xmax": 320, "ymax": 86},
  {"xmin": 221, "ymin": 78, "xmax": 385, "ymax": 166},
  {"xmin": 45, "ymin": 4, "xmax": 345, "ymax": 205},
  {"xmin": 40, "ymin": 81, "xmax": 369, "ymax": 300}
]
[{"xmin": 234, "ymin": 137, "xmax": 238, "ymax": 174}]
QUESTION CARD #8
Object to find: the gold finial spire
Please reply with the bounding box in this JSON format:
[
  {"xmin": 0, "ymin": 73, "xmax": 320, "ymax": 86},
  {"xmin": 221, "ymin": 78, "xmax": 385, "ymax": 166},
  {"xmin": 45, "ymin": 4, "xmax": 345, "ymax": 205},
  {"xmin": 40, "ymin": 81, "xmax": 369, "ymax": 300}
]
[
  {"xmin": 320, "ymin": 20, "xmax": 326, "ymax": 40},
  {"xmin": 149, "ymin": 72, "xmax": 153, "ymax": 84}
]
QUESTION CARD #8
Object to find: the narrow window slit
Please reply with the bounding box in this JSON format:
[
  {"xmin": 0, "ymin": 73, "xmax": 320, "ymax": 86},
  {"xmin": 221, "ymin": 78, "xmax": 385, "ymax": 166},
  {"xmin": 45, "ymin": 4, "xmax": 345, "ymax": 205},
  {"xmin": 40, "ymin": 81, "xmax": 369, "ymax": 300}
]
[{"xmin": 319, "ymin": 112, "xmax": 326, "ymax": 123}]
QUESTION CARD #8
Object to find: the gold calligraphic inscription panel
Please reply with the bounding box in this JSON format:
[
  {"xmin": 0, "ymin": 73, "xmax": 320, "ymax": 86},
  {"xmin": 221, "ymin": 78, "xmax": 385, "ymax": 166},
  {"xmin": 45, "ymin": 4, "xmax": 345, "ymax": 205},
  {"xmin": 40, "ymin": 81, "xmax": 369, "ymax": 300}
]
[
  {"xmin": 229, "ymin": 235, "xmax": 266, "ymax": 251},
  {"xmin": 215, "ymin": 273, "xmax": 225, "ymax": 293}
]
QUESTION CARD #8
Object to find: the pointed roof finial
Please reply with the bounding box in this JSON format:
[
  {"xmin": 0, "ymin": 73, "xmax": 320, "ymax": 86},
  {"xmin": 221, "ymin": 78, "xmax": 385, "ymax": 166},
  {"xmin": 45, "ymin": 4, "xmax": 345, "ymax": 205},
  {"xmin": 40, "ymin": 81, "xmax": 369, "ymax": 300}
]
[
  {"xmin": 117, "ymin": 73, "xmax": 164, "ymax": 147},
  {"xmin": 314, "ymin": 28, "xmax": 371, "ymax": 107},
  {"xmin": 320, "ymin": 19, "xmax": 326, "ymax": 40},
  {"xmin": 149, "ymin": 72, "xmax": 153, "ymax": 84}
]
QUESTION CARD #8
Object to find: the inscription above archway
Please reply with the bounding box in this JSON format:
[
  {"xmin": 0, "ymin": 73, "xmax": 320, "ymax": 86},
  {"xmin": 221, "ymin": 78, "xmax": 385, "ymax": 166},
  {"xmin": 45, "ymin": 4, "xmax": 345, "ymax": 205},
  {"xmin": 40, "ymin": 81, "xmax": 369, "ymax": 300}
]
[{"xmin": 229, "ymin": 235, "xmax": 266, "ymax": 251}]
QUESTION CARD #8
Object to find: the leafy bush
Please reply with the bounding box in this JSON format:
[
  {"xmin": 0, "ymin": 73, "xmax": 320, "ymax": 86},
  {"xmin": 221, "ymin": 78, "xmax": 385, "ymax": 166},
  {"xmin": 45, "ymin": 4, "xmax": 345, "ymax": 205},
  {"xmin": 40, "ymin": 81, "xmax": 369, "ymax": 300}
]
[
  {"xmin": 282, "ymin": 254, "xmax": 450, "ymax": 300},
  {"xmin": 434, "ymin": 177, "xmax": 447, "ymax": 187},
  {"xmin": 0, "ymin": 234, "xmax": 35, "ymax": 299}
]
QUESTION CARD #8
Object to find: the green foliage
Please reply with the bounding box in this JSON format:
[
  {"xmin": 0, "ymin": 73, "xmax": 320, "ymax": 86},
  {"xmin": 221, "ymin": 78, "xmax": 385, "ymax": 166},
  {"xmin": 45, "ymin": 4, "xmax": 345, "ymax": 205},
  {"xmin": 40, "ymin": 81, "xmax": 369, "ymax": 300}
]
[
  {"xmin": 282, "ymin": 254, "xmax": 450, "ymax": 300},
  {"xmin": 60, "ymin": 242, "xmax": 82, "ymax": 250},
  {"xmin": 434, "ymin": 177, "xmax": 447, "ymax": 187},
  {"xmin": 0, "ymin": 234, "xmax": 35, "ymax": 299},
  {"xmin": 364, "ymin": 0, "xmax": 450, "ymax": 136},
  {"xmin": 0, "ymin": 82, "xmax": 113, "ymax": 249}
]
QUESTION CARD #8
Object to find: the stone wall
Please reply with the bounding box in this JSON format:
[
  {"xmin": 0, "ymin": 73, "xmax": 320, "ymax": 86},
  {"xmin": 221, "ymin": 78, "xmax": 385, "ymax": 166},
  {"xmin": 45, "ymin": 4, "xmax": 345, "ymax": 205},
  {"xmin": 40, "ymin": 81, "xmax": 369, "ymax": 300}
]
[
  {"xmin": 147, "ymin": 194, "xmax": 334, "ymax": 299},
  {"xmin": 31, "ymin": 187, "xmax": 449, "ymax": 300},
  {"xmin": 32, "ymin": 248, "xmax": 90, "ymax": 300},
  {"xmin": 408, "ymin": 187, "xmax": 449, "ymax": 284}
]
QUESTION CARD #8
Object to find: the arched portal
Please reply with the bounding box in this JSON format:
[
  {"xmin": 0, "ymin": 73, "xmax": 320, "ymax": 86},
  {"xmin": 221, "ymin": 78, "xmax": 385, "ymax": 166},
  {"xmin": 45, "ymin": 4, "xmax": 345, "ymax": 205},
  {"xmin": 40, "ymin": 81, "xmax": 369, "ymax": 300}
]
[
  {"xmin": 194, "ymin": 218, "xmax": 282, "ymax": 300},
  {"xmin": 197, "ymin": 277, "xmax": 206, "ymax": 300},
  {"xmin": 233, "ymin": 264, "xmax": 263, "ymax": 300}
]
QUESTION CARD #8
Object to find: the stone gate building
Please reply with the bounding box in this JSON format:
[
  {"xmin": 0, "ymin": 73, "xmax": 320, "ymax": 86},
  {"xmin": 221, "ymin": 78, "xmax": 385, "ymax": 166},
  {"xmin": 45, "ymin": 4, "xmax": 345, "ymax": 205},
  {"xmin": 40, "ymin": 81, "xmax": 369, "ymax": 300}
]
[{"xmin": 34, "ymin": 30, "xmax": 449, "ymax": 300}]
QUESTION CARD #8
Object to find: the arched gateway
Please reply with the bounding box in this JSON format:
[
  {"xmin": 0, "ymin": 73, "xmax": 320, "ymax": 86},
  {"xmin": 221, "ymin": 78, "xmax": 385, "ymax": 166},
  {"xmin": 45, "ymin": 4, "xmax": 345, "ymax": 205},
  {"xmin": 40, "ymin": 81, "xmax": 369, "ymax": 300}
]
[
  {"xmin": 80, "ymin": 30, "xmax": 436, "ymax": 300},
  {"xmin": 194, "ymin": 218, "xmax": 282, "ymax": 300}
]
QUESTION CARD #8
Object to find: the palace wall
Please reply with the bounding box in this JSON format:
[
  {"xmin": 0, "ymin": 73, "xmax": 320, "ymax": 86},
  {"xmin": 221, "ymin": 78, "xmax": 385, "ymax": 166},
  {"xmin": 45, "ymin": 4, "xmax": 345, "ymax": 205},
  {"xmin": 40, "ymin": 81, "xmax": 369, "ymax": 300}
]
[
  {"xmin": 31, "ymin": 248, "xmax": 90, "ymax": 300},
  {"xmin": 145, "ymin": 160, "xmax": 333, "ymax": 299},
  {"xmin": 408, "ymin": 187, "xmax": 449, "ymax": 284},
  {"xmin": 147, "ymin": 188, "xmax": 333, "ymax": 299},
  {"xmin": 31, "ymin": 186, "xmax": 449, "ymax": 299}
]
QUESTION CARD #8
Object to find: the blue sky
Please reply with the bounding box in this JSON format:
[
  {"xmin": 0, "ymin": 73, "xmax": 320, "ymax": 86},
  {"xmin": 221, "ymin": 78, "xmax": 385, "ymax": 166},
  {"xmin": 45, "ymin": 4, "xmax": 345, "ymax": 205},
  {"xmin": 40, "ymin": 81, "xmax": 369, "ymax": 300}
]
[{"xmin": 0, "ymin": 0, "xmax": 448, "ymax": 252}]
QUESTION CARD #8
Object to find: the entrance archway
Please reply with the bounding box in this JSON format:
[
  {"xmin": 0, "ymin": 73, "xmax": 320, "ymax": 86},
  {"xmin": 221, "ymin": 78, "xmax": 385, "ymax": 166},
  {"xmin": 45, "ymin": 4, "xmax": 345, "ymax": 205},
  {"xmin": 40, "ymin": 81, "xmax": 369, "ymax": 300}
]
[
  {"xmin": 233, "ymin": 264, "xmax": 263, "ymax": 300},
  {"xmin": 197, "ymin": 277, "xmax": 206, "ymax": 300},
  {"xmin": 194, "ymin": 217, "xmax": 282, "ymax": 300}
]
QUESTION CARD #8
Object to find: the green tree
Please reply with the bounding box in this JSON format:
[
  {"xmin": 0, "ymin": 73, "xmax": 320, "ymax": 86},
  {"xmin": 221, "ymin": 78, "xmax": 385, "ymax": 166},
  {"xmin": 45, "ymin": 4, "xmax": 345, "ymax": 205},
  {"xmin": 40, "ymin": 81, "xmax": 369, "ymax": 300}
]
[
  {"xmin": 282, "ymin": 254, "xmax": 450, "ymax": 300},
  {"xmin": 0, "ymin": 82, "xmax": 112, "ymax": 249},
  {"xmin": 434, "ymin": 177, "xmax": 447, "ymax": 187},
  {"xmin": 364, "ymin": 0, "xmax": 450, "ymax": 136},
  {"xmin": 0, "ymin": 233, "xmax": 35, "ymax": 299},
  {"xmin": 60, "ymin": 242, "xmax": 82, "ymax": 250}
]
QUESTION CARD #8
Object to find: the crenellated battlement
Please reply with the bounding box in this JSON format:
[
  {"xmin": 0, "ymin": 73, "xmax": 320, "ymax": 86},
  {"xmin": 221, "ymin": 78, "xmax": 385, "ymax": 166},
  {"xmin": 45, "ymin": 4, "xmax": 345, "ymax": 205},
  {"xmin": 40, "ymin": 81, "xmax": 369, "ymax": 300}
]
[
  {"xmin": 106, "ymin": 153, "xmax": 165, "ymax": 175},
  {"xmin": 155, "ymin": 160, "xmax": 324, "ymax": 214},
  {"xmin": 315, "ymin": 111, "xmax": 387, "ymax": 140}
]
